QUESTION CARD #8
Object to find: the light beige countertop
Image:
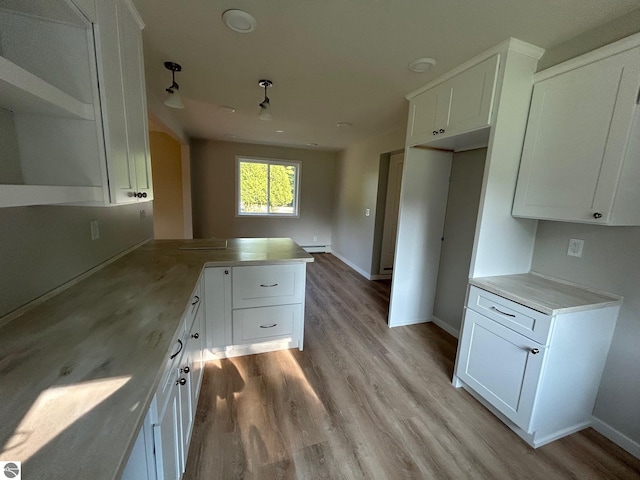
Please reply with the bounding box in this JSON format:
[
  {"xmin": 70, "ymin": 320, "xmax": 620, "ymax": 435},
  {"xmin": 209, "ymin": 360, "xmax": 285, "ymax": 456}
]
[
  {"xmin": 469, "ymin": 272, "xmax": 622, "ymax": 315},
  {"xmin": 0, "ymin": 238, "xmax": 312, "ymax": 479}
]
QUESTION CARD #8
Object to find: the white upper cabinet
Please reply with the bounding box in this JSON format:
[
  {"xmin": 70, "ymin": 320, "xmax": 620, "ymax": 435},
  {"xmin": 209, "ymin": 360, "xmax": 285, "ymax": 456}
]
[
  {"xmin": 96, "ymin": 0, "xmax": 153, "ymax": 204},
  {"xmin": 407, "ymin": 54, "xmax": 500, "ymax": 150},
  {"xmin": 0, "ymin": 0, "xmax": 152, "ymax": 208},
  {"xmin": 513, "ymin": 37, "xmax": 640, "ymax": 225}
]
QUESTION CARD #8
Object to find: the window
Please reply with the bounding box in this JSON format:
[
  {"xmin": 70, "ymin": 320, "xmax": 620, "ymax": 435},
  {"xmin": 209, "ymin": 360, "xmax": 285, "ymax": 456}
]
[{"xmin": 237, "ymin": 157, "xmax": 300, "ymax": 216}]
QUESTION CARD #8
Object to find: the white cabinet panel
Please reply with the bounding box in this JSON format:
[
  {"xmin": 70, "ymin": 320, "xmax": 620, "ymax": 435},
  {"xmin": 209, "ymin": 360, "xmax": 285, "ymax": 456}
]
[
  {"xmin": 513, "ymin": 45, "xmax": 640, "ymax": 225},
  {"xmin": 456, "ymin": 308, "xmax": 545, "ymax": 431},
  {"xmin": 205, "ymin": 266, "xmax": 232, "ymax": 349},
  {"xmin": 154, "ymin": 391, "xmax": 181, "ymax": 480}
]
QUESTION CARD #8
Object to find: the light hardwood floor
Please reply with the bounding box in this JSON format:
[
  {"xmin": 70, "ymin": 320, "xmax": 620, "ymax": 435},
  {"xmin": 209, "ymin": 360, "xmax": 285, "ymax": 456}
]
[{"xmin": 184, "ymin": 253, "xmax": 640, "ymax": 479}]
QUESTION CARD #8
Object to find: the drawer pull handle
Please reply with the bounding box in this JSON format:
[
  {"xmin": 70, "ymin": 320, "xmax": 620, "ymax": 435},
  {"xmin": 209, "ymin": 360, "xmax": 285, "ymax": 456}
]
[
  {"xmin": 260, "ymin": 323, "xmax": 278, "ymax": 329},
  {"xmin": 531, "ymin": 348, "xmax": 540, "ymax": 355},
  {"xmin": 260, "ymin": 283, "xmax": 279, "ymax": 288},
  {"xmin": 170, "ymin": 339, "xmax": 183, "ymax": 359},
  {"xmin": 191, "ymin": 295, "xmax": 200, "ymax": 305},
  {"xmin": 491, "ymin": 306, "xmax": 516, "ymax": 318}
]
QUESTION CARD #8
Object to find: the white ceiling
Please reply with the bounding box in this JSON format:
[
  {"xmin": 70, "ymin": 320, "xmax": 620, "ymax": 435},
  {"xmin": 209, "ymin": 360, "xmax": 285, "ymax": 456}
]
[{"xmin": 132, "ymin": 0, "xmax": 639, "ymax": 151}]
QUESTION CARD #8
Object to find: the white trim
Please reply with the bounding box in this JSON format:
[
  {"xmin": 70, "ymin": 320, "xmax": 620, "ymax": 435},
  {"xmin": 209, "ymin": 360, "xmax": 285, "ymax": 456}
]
[
  {"xmin": 330, "ymin": 251, "xmax": 371, "ymax": 279},
  {"xmin": 0, "ymin": 185, "xmax": 103, "ymax": 208},
  {"xmin": 388, "ymin": 317, "xmax": 431, "ymax": 328},
  {"xmin": 181, "ymin": 144, "xmax": 193, "ymax": 239},
  {"xmin": 301, "ymin": 245, "xmax": 331, "ymax": 253},
  {"xmin": 431, "ymin": 315, "xmax": 460, "ymax": 338},
  {"xmin": 370, "ymin": 274, "xmax": 391, "ymax": 280},
  {"xmin": 406, "ymin": 38, "xmax": 544, "ymax": 99},
  {"xmin": 235, "ymin": 156, "xmax": 301, "ymax": 217},
  {"xmin": 535, "ymin": 31, "xmax": 640, "ymax": 83},
  {"xmin": 591, "ymin": 416, "xmax": 640, "ymax": 459},
  {"xmin": 0, "ymin": 238, "xmax": 151, "ymax": 328}
]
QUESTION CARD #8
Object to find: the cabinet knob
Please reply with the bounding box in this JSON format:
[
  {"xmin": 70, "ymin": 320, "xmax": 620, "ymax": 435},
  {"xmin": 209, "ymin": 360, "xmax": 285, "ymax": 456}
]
[
  {"xmin": 181, "ymin": 366, "xmax": 190, "ymax": 374},
  {"xmin": 224, "ymin": 270, "xmax": 229, "ymax": 275},
  {"xmin": 176, "ymin": 378, "xmax": 187, "ymax": 386},
  {"xmin": 142, "ymin": 192, "xmax": 147, "ymax": 198},
  {"xmin": 191, "ymin": 332, "xmax": 199, "ymax": 339},
  {"xmin": 433, "ymin": 130, "xmax": 438, "ymax": 135},
  {"xmin": 531, "ymin": 348, "xmax": 540, "ymax": 355},
  {"xmin": 135, "ymin": 192, "xmax": 144, "ymax": 198},
  {"xmin": 439, "ymin": 128, "xmax": 445, "ymax": 134},
  {"xmin": 593, "ymin": 212, "xmax": 603, "ymax": 219}
]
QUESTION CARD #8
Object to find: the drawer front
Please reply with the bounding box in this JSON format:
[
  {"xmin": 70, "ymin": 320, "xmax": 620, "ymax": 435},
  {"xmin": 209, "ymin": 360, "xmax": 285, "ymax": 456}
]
[
  {"xmin": 155, "ymin": 335, "xmax": 185, "ymax": 414},
  {"xmin": 232, "ymin": 304, "xmax": 301, "ymax": 345},
  {"xmin": 467, "ymin": 286, "xmax": 552, "ymax": 344},
  {"xmin": 233, "ymin": 264, "xmax": 305, "ymax": 308}
]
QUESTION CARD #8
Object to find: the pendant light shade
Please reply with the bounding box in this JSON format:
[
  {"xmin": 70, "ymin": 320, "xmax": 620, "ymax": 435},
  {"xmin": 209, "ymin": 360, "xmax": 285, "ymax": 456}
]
[
  {"xmin": 164, "ymin": 88, "xmax": 184, "ymax": 109},
  {"xmin": 258, "ymin": 79, "xmax": 273, "ymax": 120},
  {"xmin": 164, "ymin": 61, "xmax": 184, "ymax": 109}
]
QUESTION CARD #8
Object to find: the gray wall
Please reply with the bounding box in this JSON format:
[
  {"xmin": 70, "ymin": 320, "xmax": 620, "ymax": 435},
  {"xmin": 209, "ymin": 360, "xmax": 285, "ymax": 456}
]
[
  {"xmin": 531, "ymin": 13, "xmax": 640, "ymax": 447},
  {"xmin": 190, "ymin": 140, "xmax": 337, "ymax": 247},
  {"xmin": 332, "ymin": 127, "xmax": 406, "ymax": 276},
  {"xmin": 0, "ymin": 203, "xmax": 154, "ymax": 319},
  {"xmin": 433, "ymin": 148, "xmax": 486, "ymax": 334},
  {"xmin": 531, "ymin": 223, "xmax": 640, "ymax": 445}
]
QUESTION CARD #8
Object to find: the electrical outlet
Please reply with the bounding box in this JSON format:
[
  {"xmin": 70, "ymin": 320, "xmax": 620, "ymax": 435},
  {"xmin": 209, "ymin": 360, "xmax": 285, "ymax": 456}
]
[
  {"xmin": 90, "ymin": 220, "xmax": 99, "ymax": 240},
  {"xmin": 567, "ymin": 238, "xmax": 584, "ymax": 257},
  {"xmin": 365, "ymin": 208, "xmax": 371, "ymax": 217},
  {"xmin": 139, "ymin": 209, "xmax": 146, "ymax": 223},
  {"xmin": 313, "ymin": 235, "xmax": 318, "ymax": 242}
]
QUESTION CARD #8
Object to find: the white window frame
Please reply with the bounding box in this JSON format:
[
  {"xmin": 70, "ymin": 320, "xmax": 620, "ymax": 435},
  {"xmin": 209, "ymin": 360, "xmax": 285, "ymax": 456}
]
[{"xmin": 236, "ymin": 156, "xmax": 301, "ymax": 217}]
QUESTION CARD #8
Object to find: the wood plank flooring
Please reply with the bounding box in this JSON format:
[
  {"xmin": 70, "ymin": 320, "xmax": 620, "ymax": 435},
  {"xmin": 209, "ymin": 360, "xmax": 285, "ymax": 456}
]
[{"xmin": 184, "ymin": 253, "xmax": 640, "ymax": 479}]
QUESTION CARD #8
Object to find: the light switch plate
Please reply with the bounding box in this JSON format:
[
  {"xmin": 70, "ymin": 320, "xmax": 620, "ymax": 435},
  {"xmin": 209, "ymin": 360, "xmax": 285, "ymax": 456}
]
[{"xmin": 567, "ymin": 238, "xmax": 584, "ymax": 257}]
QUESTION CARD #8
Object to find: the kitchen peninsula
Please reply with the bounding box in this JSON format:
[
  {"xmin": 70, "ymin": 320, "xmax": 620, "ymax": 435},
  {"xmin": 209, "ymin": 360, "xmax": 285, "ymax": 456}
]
[{"xmin": 0, "ymin": 238, "xmax": 313, "ymax": 479}]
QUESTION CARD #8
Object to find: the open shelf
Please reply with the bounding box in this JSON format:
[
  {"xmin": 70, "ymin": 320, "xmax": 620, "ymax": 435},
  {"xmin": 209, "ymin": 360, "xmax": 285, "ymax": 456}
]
[
  {"xmin": 0, "ymin": 184, "xmax": 104, "ymax": 208},
  {"xmin": 0, "ymin": 56, "xmax": 94, "ymax": 120}
]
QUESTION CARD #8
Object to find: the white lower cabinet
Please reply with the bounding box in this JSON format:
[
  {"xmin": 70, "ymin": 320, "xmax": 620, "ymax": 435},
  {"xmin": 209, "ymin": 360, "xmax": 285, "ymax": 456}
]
[
  {"xmin": 205, "ymin": 263, "xmax": 307, "ymax": 355},
  {"xmin": 453, "ymin": 284, "xmax": 620, "ymax": 447},
  {"xmin": 123, "ymin": 276, "xmax": 204, "ymax": 480}
]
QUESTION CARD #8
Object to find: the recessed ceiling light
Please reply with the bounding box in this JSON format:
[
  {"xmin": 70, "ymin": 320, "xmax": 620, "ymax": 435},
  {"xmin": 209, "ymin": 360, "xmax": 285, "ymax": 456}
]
[
  {"xmin": 224, "ymin": 134, "xmax": 237, "ymax": 139},
  {"xmin": 408, "ymin": 57, "xmax": 436, "ymax": 73},
  {"xmin": 275, "ymin": 129, "xmax": 284, "ymax": 133},
  {"xmin": 336, "ymin": 122, "xmax": 352, "ymax": 128},
  {"xmin": 219, "ymin": 105, "xmax": 236, "ymax": 113},
  {"xmin": 222, "ymin": 9, "xmax": 257, "ymax": 33},
  {"xmin": 306, "ymin": 143, "xmax": 318, "ymax": 147}
]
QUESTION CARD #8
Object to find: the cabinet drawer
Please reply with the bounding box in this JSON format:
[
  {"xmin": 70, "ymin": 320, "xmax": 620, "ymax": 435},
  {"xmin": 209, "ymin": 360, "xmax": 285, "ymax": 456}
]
[
  {"xmin": 232, "ymin": 304, "xmax": 301, "ymax": 345},
  {"xmin": 467, "ymin": 286, "xmax": 552, "ymax": 344},
  {"xmin": 232, "ymin": 264, "xmax": 305, "ymax": 308},
  {"xmin": 156, "ymin": 328, "xmax": 188, "ymax": 414}
]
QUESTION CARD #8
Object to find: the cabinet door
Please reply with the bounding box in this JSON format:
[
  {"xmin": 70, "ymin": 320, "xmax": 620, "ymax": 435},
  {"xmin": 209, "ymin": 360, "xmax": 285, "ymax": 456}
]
[
  {"xmin": 177, "ymin": 353, "xmax": 193, "ymax": 472},
  {"xmin": 189, "ymin": 304, "xmax": 205, "ymax": 407},
  {"xmin": 447, "ymin": 54, "xmax": 499, "ymax": 135},
  {"xmin": 455, "ymin": 308, "xmax": 545, "ymax": 432},
  {"xmin": 513, "ymin": 47, "xmax": 640, "ymax": 223},
  {"xmin": 116, "ymin": 0, "xmax": 152, "ymax": 200},
  {"xmin": 205, "ymin": 267, "xmax": 232, "ymax": 349},
  {"xmin": 153, "ymin": 387, "xmax": 181, "ymax": 480},
  {"xmin": 407, "ymin": 83, "xmax": 451, "ymax": 145}
]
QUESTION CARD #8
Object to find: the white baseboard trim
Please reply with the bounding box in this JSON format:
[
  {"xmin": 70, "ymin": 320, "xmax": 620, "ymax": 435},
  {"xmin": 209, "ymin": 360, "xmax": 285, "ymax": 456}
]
[
  {"xmin": 431, "ymin": 316, "xmax": 460, "ymax": 339},
  {"xmin": 388, "ymin": 318, "xmax": 431, "ymax": 328},
  {"xmin": 591, "ymin": 416, "xmax": 640, "ymax": 459},
  {"xmin": 370, "ymin": 274, "xmax": 392, "ymax": 280},
  {"xmin": 330, "ymin": 251, "xmax": 371, "ymax": 280},
  {"xmin": 302, "ymin": 245, "xmax": 331, "ymax": 253}
]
